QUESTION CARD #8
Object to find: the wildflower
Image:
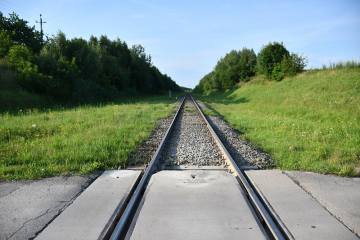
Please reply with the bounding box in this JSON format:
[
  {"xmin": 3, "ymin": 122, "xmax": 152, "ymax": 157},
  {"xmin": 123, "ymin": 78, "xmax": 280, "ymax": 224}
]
[{"xmin": 32, "ymin": 124, "xmax": 36, "ymax": 127}]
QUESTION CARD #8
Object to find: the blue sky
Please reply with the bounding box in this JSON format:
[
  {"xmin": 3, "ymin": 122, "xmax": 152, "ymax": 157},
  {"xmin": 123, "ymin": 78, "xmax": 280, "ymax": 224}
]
[{"xmin": 1, "ymin": 0, "xmax": 360, "ymax": 88}]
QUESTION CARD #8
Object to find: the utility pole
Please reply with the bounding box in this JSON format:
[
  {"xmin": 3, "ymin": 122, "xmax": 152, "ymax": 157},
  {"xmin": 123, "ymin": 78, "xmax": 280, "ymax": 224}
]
[{"xmin": 36, "ymin": 14, "xmax": 46, "ymax": 42}]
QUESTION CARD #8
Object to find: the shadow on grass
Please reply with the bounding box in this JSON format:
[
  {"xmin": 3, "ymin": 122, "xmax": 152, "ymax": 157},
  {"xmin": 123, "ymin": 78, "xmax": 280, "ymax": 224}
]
[
  {"xmin": 0, "ymin": 91, "xmax": 185, "ymax": 116},
  {"xmin": 195, "ymin": 88, "xmax": 249, "ymax": 105}
]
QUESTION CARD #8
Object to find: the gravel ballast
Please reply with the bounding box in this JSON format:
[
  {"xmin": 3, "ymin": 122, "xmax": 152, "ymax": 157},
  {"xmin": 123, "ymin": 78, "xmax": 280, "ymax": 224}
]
[
  {"xmin": 130, "ymin": 95, "xmax": 274, "ymax": 171},
  {"xmin": 196, "ymin": 100, "xmax": 274, "ymax": 169},
  {"xmin": 159, "ymin": 96, "xmax": 224, "ymax": 167}
]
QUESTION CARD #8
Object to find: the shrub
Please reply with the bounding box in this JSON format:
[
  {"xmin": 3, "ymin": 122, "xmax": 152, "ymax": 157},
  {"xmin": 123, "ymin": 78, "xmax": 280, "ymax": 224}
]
[
  {"xmin": 269, "ymin": 53, "xmax": 308, "ymax": 81},
  {"xmin": 72, "ymin": 79, "xmax": 108, "ymax": 102},
  {"xmin": 4, "ymin": 45, "xmax": 34, "ymax": 70},
  {"xmin": 257, "ymin": 41, "xmax": 289, "ymax": 79},
  {"xmin": 272, "ymin": 63, "xmax": 285, "ymax": 81}
]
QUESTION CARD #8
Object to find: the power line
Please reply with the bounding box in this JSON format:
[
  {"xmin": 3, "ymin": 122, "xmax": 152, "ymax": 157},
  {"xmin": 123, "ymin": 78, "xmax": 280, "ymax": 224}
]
[
  {"xmin": 0, "ymin": 2, "xmax": 36, "ymax": 23},
  {"xmin": 2, "ymin": 0, "xmax": 38, "ymax": 15}
]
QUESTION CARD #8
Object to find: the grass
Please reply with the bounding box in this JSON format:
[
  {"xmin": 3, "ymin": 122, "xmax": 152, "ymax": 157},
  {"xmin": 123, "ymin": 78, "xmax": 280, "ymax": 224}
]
[
  {"xmin": 0, "ymin": 96, "xmax": 180, "ymax": 180},
  {"xmin": 202, "ymin": 108, "xmax": 218, "ymax": 117},
  {"xmin": 195, "ymin": 67, "xmax": 360, "ymax": 177}
]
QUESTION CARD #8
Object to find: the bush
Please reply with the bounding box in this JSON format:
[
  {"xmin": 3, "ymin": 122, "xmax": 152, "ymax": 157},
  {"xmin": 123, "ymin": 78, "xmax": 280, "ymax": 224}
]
[
  {"xmin": 72, "ymin": 79, "xmax": 107, "ymax": 102},
  {"xmin": 257, "ymin": 41, "xmax": 289, "ymax": 79},
  {"xmin": 4, "ymin": 45, "xmax": 34, "ymax": 70},
  {"xmin": 272, "ymin": 53, "xmax": 308, "ymax": 81},
  {"xmin": 272, "ymin": 63, "xmax": 285, "ymax": 81}
]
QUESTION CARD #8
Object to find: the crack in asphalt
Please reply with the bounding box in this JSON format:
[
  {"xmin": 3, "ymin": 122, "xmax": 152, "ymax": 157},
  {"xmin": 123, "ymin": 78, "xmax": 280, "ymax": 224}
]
[
  {"xmin": 6, "ymin": 207, "xmax": 51, "ymax": 240},
  {"xmin": 6, "ymin": 198, "xmax": 77, "ymax": 240},
  {"xmin": 0, "ymin": 183, "xmax": 20, "ymax": 198},
  {"xmin": 2, "ymin": 173, "xmax": 101, "ymax": 240},
  {"xmin": 31, "ymin": 182, "xmax": 96, "ymax": 239}
]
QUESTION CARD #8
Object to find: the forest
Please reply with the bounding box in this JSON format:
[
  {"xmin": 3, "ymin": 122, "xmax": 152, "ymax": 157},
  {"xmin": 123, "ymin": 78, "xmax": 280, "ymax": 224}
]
[
  {"xmin": 193, "ymin": 43, "xmax": 308, "ymax": 94},
  {"xmin": 0, "ymin": 11, "xmax": 181, "ymax": 104}
]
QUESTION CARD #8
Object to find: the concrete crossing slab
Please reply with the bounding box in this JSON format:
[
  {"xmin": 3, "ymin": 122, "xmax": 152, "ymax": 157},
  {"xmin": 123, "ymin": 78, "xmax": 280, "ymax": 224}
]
[
  {"xmin": 127, "ymin": 170, "xmax": 269, "ymax": 240},
  {"xmin": 284, "ymin": 170, "xmax": 360, "ymax": 237},
  {"xmin": 245, "ymin": 169, "xmax": 358, "ymax": 240},
  {"xmin": 35, "ymin": 170, "xmax": 141, "ymax": 240}
]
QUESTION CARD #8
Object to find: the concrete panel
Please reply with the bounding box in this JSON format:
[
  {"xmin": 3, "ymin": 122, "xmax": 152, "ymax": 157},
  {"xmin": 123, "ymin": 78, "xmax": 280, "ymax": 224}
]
[
  {"xmin": 284, "ymin": 170, "xmax": 360, "ymax": 237},
  {"xmin": 127, "ymin": 170, "xmax": 268, "ymax": 240},
  {"xmin": 245, "ymin": 170, "xmax": 358, "ymax": 240},
  {"xmin": 36, "ymin": 170, "xmax": 141, "ymax": 240}
]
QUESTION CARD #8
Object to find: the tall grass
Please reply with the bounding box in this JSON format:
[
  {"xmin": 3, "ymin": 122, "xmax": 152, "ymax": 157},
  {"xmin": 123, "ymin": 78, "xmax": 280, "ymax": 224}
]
[
  {"xmin": 0, "ymin": 98, "xmax": 177, "ymax": 180},
  {"xmin": 196, "ymin": 67, "xmax": 360, "ymax": 177},
  {"xmin": 321, "ymin": 59, "xmax": 360, "ymax": 70}
]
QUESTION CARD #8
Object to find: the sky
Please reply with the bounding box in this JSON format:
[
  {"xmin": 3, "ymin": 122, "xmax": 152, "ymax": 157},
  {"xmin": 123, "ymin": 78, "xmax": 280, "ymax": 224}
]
[{"xmin": 1, "ymin": 0, "xmax": 360, "ymax": 88}]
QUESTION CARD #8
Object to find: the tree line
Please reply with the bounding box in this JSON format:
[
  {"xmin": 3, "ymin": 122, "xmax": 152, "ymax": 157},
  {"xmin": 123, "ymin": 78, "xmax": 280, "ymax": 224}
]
[
  {"xmin": 0, "ymin": 12, "xmax": 181, "ymax": 102},
  {"xmin": 194, "ymin": 42, "xmax": 308, "ymax": 94}
]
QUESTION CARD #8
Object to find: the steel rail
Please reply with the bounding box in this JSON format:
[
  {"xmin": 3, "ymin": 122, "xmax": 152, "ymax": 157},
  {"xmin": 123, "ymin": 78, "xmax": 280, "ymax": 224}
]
[
  {"xmin": 109, "ymin": 95, "xmax": 187, "ymax": 240},
  {"xmin": 190, "ymin": 94, "xmax": 285, "ymax": 240}
]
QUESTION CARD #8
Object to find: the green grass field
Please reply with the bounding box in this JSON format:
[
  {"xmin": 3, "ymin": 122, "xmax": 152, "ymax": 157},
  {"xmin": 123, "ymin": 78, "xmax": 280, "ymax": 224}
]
[
  {"xmin": 196, "ymin": 68, "xmax": 360, "ymax": 177},
  {"xmin": 0, "ymin": 96, "xmax": 180, "ymax": 180}
]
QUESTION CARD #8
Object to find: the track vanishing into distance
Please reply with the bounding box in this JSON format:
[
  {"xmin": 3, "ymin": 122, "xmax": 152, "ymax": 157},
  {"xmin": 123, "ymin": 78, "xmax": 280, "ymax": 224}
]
[{"xmin": 107, "ymin": 94, "xmax": 285, "ymax": 240}]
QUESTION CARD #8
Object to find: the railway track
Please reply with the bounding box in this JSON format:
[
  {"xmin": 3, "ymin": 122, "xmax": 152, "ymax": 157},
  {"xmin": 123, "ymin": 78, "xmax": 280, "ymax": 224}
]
[
  {"xmin": 35, "ymin": 93, "xmax": 359, "ymax": 240},
  {"xmin": 107, "ymin": 93, "xmax": 285, "ymax": 240}
]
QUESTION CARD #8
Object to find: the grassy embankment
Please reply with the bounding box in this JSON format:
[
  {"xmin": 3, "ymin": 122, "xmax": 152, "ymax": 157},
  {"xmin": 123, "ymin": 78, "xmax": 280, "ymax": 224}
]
[
  {"xmin": 0, "ymin": 95, "xmax": 180, "ymax": 180},
  {"xmin": 196, "ymin": 68, "xmax": 360, "ymax": 177}
]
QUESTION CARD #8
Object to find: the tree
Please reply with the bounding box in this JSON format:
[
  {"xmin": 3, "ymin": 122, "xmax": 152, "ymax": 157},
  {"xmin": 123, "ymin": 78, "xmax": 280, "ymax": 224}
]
[
  {"xmin": 0, "ymin": 31, "xmax": 12, "ymax": 57},
  {"xmin": 215, "ymin": 50, "xmax": 241, "ymax": 89},
  {"xmin": 289, "ymin": 52, "xmax": 308, "ymax": 73},
  {"xmin": 238, "ymin": 47, "xmax": 257, "ymax": 82},
  {"xmin": 2, "ymin": 12, "xmax": 182, "ymax": 101},
  {"xmin": 75, "ymin": 43, "xmax": 99, "ymax": 80},
  {"xmin": 4, "ymin": 45, "xmax": 33, "ymax": 70},
  {"xmin": 47, "ymin": 31, "xmax": 68, "ymax": 59},
  {"xmin": 257, "ymin": 41, "xmax": 290, "ymax": 79},
  {"xmin": 0, "ymin": 11, "xmax": 43, "ymax": 53}
]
